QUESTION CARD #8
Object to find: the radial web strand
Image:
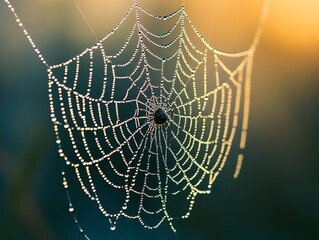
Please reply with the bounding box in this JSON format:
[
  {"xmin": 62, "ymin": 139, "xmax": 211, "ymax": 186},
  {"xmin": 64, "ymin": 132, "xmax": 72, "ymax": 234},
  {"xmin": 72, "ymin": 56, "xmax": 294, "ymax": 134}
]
[{"xmin": 3, "ymin": 0, "xmax": 271, "ymax": 238}]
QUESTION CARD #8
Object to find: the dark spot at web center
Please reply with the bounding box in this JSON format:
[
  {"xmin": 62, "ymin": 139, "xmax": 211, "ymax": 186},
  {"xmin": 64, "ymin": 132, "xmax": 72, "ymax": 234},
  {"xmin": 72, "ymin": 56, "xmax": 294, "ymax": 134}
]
[{"xmin": 154, "ymin": 108, "xmax": 167, "ymax": 125}]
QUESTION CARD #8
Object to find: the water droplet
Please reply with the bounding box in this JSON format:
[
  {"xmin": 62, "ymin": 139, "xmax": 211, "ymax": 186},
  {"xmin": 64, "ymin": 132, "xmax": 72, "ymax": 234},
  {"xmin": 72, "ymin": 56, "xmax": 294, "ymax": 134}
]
[
  {"xmin": 69, "ymin": 207, "xmax": 74, "ymax": 212},
  {"xmin": 110, "ymin": 225, "xmax": 116, "ymax": 231}
]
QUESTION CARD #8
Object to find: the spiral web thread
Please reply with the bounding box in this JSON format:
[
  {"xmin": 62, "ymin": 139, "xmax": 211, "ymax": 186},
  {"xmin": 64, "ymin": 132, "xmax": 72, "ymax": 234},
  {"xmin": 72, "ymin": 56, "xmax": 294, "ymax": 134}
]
[{"xmin": 4, "ymin": 0, "xmax": 271, "ymax": 236}]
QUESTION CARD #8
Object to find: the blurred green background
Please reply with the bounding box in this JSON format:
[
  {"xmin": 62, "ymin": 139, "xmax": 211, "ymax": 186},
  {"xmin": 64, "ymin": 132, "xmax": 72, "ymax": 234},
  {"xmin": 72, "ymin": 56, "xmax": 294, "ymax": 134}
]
[{"xmin": 0, "ymin": 0, "xmax": 319, "ymax": 239}]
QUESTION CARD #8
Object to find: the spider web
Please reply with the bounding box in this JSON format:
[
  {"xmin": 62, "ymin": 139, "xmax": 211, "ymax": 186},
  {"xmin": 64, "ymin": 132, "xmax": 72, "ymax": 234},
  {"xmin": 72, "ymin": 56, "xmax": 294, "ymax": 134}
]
[{"xmin": 4, "ymin": 0, "xmax": 270, "ymax": 237}]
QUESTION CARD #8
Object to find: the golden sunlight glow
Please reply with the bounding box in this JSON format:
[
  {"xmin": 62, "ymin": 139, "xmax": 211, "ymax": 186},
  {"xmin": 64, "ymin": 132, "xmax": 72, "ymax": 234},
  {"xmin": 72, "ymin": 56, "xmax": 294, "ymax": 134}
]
[{"xmin": 268, "ymin": 0, "xmax": 319, "ymax": 50}]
